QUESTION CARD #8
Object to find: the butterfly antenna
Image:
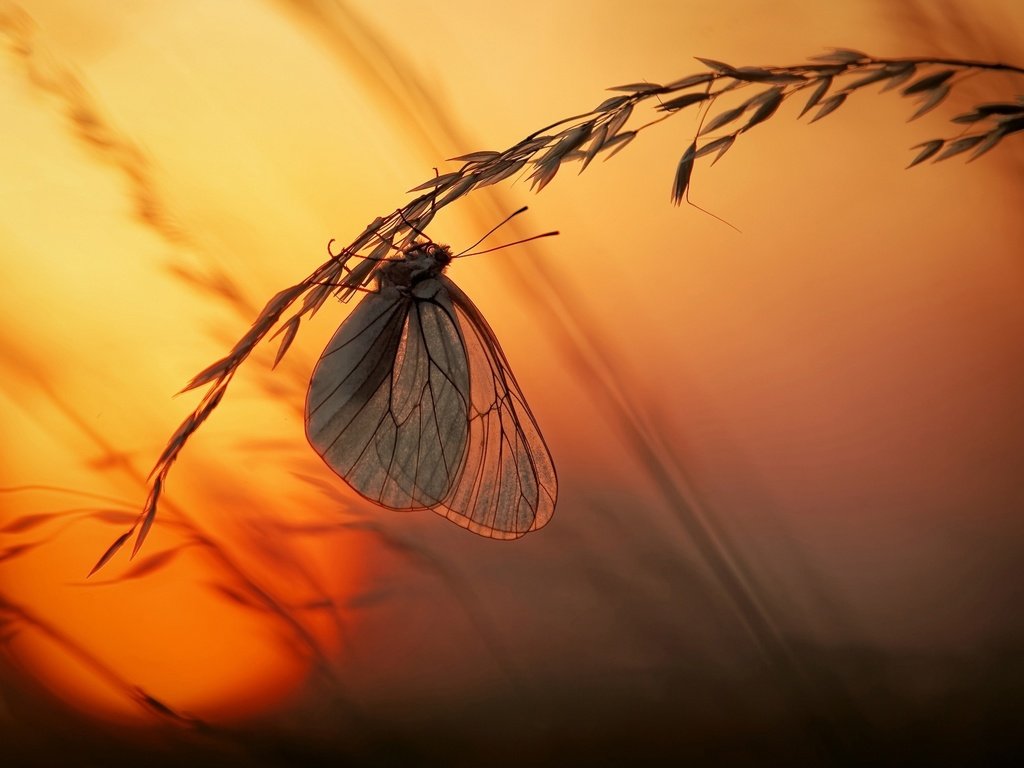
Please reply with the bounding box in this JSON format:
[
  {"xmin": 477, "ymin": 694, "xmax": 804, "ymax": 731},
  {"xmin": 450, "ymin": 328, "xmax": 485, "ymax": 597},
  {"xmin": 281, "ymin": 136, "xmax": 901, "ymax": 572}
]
[
  {"xmin": 454, "ymin": 206, "xmax": 530, "ymax": 257},
  {"xmin": 458, "ymin": 230, "xmax": 560, "ymax": 258}
]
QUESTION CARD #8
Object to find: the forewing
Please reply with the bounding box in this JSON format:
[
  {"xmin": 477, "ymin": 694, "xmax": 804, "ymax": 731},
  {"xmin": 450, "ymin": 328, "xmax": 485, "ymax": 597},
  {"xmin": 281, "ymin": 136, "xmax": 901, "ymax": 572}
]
[
  {"xmin": 305, "ymin": 281, "xmax": 471, "ymax": 509},
  {"xmin": 439, "ymin": 276, "xmax": 557, "ymax": 538}
]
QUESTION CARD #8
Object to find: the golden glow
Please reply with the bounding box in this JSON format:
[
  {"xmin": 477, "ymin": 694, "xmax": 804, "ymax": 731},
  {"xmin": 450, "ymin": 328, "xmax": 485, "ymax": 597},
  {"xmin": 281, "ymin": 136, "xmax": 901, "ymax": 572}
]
[
  {"xmin": 2, "ymin": 0, "xmax": 1023, "ymax": 754},
  {"xmin": 0, "ymin": 1, "xmax": 374, "ymax": 722}
]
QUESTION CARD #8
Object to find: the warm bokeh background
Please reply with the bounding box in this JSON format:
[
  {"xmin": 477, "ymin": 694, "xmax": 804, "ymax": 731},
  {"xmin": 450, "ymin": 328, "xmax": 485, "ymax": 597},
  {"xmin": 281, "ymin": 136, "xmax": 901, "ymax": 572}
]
[{"xmin": 2, "ymin": 1, "xmax": 1022, "ymax": 765}]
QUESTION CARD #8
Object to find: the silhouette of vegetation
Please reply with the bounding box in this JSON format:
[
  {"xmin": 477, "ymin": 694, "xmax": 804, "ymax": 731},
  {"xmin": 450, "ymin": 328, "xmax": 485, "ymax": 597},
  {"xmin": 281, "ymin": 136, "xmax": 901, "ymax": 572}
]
[
  {"xmin": 89, "ymin": 49, "xmax": 1023, "ymax": 574},
  {"xmin": 2, "ymin": 7, "xmax": 1021, "ymax": 762}
]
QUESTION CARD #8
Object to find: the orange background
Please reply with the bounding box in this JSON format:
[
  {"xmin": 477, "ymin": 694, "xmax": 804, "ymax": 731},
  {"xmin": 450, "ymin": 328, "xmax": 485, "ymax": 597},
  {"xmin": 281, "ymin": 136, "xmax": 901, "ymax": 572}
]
[{"xmin": 1, "ymin": 1, "xmax": 1022, "ymax": 764}]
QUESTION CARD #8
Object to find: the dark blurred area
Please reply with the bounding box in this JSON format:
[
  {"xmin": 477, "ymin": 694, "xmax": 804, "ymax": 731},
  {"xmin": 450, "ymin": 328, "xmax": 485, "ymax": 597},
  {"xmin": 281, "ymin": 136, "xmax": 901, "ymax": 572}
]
[{"xmin": 3, "ymin": 637, "xmax": 1023, "ymax": 766}]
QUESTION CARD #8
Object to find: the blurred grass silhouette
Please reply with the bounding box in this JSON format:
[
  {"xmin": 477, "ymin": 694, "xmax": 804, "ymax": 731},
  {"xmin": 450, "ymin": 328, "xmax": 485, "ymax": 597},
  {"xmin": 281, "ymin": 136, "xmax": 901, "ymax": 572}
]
[{"xmin": 2, "ymin": 1, "xmax": 1023, "ymax": 766}]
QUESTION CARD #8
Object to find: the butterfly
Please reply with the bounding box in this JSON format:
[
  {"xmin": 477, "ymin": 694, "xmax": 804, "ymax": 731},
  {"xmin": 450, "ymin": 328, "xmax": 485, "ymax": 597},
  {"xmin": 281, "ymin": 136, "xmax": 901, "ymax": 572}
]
[{"xmin": 304, "ymin": 237, "xmax": 557, "ymax": 538}]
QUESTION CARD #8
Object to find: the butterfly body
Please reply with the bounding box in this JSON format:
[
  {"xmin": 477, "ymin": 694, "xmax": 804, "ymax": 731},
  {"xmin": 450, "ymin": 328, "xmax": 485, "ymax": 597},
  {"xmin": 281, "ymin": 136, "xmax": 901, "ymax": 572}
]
[{"xmin": 305, "ymin": 241, "xmax": 556, "ymax": 538}]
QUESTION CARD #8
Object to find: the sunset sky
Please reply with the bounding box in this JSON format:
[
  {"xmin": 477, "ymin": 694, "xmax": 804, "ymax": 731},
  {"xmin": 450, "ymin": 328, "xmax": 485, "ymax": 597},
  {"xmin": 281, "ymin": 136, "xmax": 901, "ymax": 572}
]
[{"xmin": 1, "ymin": 1, "xmax": 1022, "ymax": 764}]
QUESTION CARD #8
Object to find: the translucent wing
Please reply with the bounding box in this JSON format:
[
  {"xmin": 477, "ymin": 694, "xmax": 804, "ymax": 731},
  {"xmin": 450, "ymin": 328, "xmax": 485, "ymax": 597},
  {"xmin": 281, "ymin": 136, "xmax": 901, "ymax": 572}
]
[
  {"xmin": 437, "ymin": 275, "xmax": 557, "ymax": 538},
  {"xmin": 305, "ymin": 279, "xmax": 471, "ymax": 509}
]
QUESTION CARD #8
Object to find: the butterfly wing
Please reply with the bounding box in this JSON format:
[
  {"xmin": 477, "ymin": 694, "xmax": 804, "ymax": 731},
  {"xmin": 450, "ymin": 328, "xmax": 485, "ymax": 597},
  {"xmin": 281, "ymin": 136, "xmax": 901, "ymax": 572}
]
[
  {"xmin": 305, "ymin": 279, "xmax": 471, "ymax": 509},
  {"xmin": 437, "ymin": 275, "xmax": 557, "ymax": 538}
]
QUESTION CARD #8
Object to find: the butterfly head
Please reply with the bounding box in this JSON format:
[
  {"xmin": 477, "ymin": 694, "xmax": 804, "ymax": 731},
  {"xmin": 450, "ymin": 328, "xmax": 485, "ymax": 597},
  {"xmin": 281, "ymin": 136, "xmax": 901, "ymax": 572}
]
[
  {"xmin": 379, "ymin": 241, "xmax": 453, "ymax": 289},
  {"xmin": 405, "ymin": 241, "xmax": 453, "ymax": 271}
]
